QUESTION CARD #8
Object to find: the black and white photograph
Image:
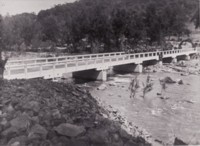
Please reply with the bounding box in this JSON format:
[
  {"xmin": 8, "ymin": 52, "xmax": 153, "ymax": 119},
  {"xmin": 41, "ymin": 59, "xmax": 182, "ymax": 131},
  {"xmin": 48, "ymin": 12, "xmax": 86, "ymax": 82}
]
[{"xmin": 0, "ymin": 0, "xmax": 200, "ymax": 145}]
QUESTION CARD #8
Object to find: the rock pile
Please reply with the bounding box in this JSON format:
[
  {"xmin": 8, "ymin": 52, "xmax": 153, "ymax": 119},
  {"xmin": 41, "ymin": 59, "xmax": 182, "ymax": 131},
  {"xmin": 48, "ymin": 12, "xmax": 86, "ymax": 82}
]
[{"xmin": 0, "ymin": 79, "xmax": 151, "ymax": 146}]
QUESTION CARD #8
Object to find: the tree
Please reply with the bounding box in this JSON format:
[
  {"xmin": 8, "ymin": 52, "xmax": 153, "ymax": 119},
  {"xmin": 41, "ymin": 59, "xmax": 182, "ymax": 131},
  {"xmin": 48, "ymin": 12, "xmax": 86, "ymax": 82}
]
[
  {"xmin": 0, "ymin": 0, "xmax": 197, "ymax": 54},
  {"xmin": 111, "ymin": 8, "xmax": 129, "ymax": 51},
  {"xmin": 144, "ymin": 2, "xmax": 163, "ymax": 44},
  {"xmin": 191, "ymin": 0, "xmax": 200, "ymax": 28},
  {"xmin": 0, "ymin": 15, "xmax": 8, "ymax": 80},
  {"xmin": 39, "ymin": 15, "xmax": 60, "ymax": 43}
]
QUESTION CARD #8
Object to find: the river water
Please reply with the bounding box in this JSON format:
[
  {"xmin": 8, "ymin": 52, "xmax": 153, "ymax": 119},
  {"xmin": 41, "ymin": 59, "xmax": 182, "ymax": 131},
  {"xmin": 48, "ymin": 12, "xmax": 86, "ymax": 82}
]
[{"xmin": 86, "ymin": 59, "xmax": 200, "ymax": 145}]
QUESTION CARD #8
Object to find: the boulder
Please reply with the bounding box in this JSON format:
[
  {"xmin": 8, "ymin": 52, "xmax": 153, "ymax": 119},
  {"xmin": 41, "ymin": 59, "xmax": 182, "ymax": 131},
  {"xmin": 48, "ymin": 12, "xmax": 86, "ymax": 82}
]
[
  {"xmin": 52, "ymin": 109, "xmax": 61, "ymax": 119},
  {"xmin": 10, "ymin": 142, "xmax": 20, "ymax": 146},
  {"xmin": 2, "ymin": 126, "xmax": 19, "ymax": 136},
  {"xmin": 0, "ymin": 118, "xmax": 8, "ymax": 126},
  {"xmin": 0, "ymin": 79, "xmax": 152, "ymax": 146},
  {"xmin": 10, "ymin": 114, "xmax": 30, "ymax": 130},
  {"xmin": 54, "ymin": 123, "xmax": 85, "ymax": 137},
  {"xmin": 97, "ymin": 84, "xmax": 107, "ymax": 90},
  {"xmin": 174, "ymin": 137, "xmax": 187, "ymax": 145},
  {"xmin": 8, "ymin": 136, "xmax": 27, "ymax": 146},
  {"xmin": 160, "ymin": 77, "xmax": 176, "ymax": 84},
  {"xmin": 177, "ymin": 61, "xmax": 186, "ymax": 67},
  {"xmin": 108, "ymin": 82, "xmax": 117, "ymax": 86},
  {"xmin": 119, "ymin": 128, "xmax": 132, "ymax": 140},
  {"xmin": 124, "ymin": 140, "xmax": 138, "ymax": 146},
  {"xmin": 153, "ymin": 69, "xmax": 157, "ymax": 73},
  {"xmin": 181, "ymin": 73, "xmax": 189, "ymax": 76},
  {"xmin": 23, "ymin": 101, "xmax": 40, "ymax": 112},
  {"xmin": 6, "ymin": 104, "xmax": 14, "ymax": 112},
  {"xmin": 112, "ymin": 133, "xmax": 120, "ymax": 142},
  {"xmin": 177, "ymin": 79, "xmax": 184, "ymax": 85},
  {"xmin": 28, "ymin": 124, "xmax": 48, "ymax": 139},
  {"xmin": 87, "ymin": 129, "xmax": 109, "ymax": 144}
]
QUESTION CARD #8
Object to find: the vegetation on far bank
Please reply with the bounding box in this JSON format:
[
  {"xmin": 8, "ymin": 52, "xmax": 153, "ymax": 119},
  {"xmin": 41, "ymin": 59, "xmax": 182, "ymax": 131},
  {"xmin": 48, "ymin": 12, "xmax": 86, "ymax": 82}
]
[{"xmin": 0, "ymin": 0, "xmax": 199, "ymax": 54}]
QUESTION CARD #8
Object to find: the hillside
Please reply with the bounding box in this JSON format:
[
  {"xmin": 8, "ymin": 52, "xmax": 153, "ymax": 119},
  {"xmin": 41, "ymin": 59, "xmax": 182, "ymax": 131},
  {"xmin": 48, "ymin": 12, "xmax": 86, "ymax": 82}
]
[{"xmin": 0, "ymin": 0, "xmax": 199, "ymax": 53}]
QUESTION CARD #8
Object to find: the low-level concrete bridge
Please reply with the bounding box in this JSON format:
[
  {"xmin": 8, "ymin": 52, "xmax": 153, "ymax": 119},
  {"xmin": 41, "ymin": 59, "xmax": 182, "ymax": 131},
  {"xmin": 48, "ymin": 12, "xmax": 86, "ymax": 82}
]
[{"xmin": 4, "ymin": 48, "xmax": 198, "ymax": 81}]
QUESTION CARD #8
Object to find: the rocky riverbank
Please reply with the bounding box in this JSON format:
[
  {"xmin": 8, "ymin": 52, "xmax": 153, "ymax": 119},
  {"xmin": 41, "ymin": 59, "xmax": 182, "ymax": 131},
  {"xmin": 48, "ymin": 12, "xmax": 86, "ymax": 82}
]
[
  {"xmin": 1, "ymin": 57, "xmax": 199, "ymax": 146},
  {"xmin": 0, "ymin": 79, "xmax": 154, "ymax": 146}
]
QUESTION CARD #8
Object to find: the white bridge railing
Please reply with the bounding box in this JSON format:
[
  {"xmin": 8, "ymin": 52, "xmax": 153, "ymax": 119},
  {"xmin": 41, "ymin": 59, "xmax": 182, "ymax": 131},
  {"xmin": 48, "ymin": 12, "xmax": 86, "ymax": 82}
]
[
  {"xmin": 4, "ymin": 49, "xmax": 197, "ymax": 80},
  {"xmin": 6, "ymin": 52, "xmax": 125, "ymax": 66}
]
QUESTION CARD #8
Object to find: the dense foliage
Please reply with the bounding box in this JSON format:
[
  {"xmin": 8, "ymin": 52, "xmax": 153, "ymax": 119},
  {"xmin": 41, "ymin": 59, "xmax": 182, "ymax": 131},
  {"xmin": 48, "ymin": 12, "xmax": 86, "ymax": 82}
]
[{"xmin": 0, "ymin": 0, "xmax": 198, "ymax": 53}]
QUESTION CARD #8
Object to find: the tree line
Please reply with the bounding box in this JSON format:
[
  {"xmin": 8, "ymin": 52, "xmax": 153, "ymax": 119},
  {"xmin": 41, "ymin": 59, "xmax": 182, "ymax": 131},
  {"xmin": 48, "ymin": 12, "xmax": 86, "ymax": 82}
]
[{"xmin": 0, "ymin": 0, "xmax": 199, "ymax": 54}]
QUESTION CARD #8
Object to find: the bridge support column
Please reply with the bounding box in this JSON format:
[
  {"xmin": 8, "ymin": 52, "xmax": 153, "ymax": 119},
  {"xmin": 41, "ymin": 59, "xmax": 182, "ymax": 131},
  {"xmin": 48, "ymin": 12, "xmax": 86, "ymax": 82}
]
[
  {"xmin": 158, "ymin": 61, "xmax": 163, "ymax": 66},
  {"xmin": 100, "ymin": 70, "xmax": 107, "ymax": 81},
  {"xmin": 134, "ymin": 64, "xmax": 143, "ymax": 73},
  {"xmin": 72, "ymin": 69, "xmax": 107, "ymax": 81},
  {"xmin": 113, "ymin": 63, "xmax": 143, "ymax": 73},
  {"xmin": 185, "ymin": 55, "xmax": 190, "ymax": 61},
  {"xmin": 172, "ymin": 57, "xmax": 177, "ymax": 63}
]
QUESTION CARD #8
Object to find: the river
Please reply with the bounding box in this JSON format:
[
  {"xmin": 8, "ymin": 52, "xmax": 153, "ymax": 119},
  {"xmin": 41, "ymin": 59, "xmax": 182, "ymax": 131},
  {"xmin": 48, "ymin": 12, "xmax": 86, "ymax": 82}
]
[{"xmin": 84, "ymin": 59, "xmax": 200, "ymax": 145}]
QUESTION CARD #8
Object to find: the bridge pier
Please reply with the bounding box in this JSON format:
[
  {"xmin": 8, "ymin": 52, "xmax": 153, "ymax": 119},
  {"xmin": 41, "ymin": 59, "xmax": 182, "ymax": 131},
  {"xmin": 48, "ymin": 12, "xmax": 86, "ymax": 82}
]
[
  {"xmin": 72, "ymin": 69, "xmax": 107, "ymax": 81},
  {"xmin": 134, "ymin": 64, "xmax": 143, "ymax": 73},
  {"xmin": 185, "ymin": 55, "xmax": 190, "ymax": 61},
  {"xmin": 172, "ymin": 57, "xmax": 177, "ymax": 63},
  {"xmin": 158, "ymin": 61, "xmax": 163, "ymax": 66},
  {"xmin": 113, "ymin": 63, "xmax": 143, "ymax": 73}
]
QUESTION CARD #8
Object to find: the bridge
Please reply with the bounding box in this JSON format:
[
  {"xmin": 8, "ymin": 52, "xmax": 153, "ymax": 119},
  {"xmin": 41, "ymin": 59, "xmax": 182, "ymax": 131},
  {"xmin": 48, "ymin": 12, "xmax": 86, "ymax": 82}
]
[{"xmin": 4, "ymin": 48, "xmax": 198, "ymax": 81}]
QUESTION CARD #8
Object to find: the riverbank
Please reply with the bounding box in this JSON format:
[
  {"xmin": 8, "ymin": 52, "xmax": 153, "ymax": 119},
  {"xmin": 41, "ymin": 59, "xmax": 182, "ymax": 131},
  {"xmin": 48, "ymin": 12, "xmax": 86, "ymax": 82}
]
[
  {"xmin": 0, "ymin": 79, "xmax": 154, "ymax": 146},
  {"xmin": 89, "ymin": 58, "xmax": 200, "ymax": 145},
  {"xmin": 1, "ymin": 58, "xmax": 199, "ymax": 146}
]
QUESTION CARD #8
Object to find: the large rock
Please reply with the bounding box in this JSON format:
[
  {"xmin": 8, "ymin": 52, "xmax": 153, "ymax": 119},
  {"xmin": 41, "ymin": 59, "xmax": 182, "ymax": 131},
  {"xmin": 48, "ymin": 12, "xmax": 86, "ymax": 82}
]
[
  {"xmin": 28, "ymin": 124, "xmax": 48, "ymax": 139},
  {"xmin": 108, "ymin": 82, "xmax": 117, "ymax": 86},
  {"xmin": 174, "ymin": 137, "xmax": 187, "ymax": 145},
  {"xmin": 2, "ymin": 127, "xmax": 19, "ymax": 136},
  {"xmin": 87, "ymin": 129, "xmax": 109, "ymax": 144},
  {"xmin": 97, "ymin": 84, "xmax": 107, "ymax": 90},
  {"xmin": 10, "ymin": 114, "xmax": 30, "ymax": 130},
  {"xmin": 181, "ymin": 73, "xmax": 189, "ymax": 76},
  {"xmin": 0, "ymin": 79, "xmax": 152, "ymax": 146},
  {"xmin": 176, "ymin": 79, "xmax": 184, "ymax": 85},
  {"xmin": 8, "ymin": 136, "xmax": 27, "ymax": 146},
  {"xmin": 54, "ymin": 123, "xmax": 85, "ymax": 137},
  {"xmin": 119, "ymin": 128, "xmax": 132, "ymax": 140},
  {"xmin": 10, "ymin": 142, "xmax": 21, "ymax": 146},
  {"xmin": 160, "ymin": 77, "xmax": 176, "ymax": 84},
  {"xmin": 177, "ymin": 61, "xmax": 186, "ymax": 67},
  {"xmin": 124, "ymin": 140, "xmax": 139, "ymax": 146},
  {"xmin": 23, "ymin": 101, "xmax": 40, "ymax": 112}
]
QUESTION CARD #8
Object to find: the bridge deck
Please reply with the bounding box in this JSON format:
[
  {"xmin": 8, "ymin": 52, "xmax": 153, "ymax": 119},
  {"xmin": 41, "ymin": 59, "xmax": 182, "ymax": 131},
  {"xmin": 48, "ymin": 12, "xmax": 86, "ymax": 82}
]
[{"xmin": 4, "ymin": 49, "xmax": 197, "ymax": 80}]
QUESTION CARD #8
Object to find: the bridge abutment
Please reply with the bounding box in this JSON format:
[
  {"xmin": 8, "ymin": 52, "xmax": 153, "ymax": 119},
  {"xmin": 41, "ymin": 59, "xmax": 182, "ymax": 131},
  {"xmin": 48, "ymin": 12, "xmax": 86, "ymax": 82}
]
[
  {"xmin": 113, "ymin": 63, "xmax": 143, "ymax": 73},
  {"xmin": 72, "ymin": 69, "xmax": 107, "ymax": 81}
]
